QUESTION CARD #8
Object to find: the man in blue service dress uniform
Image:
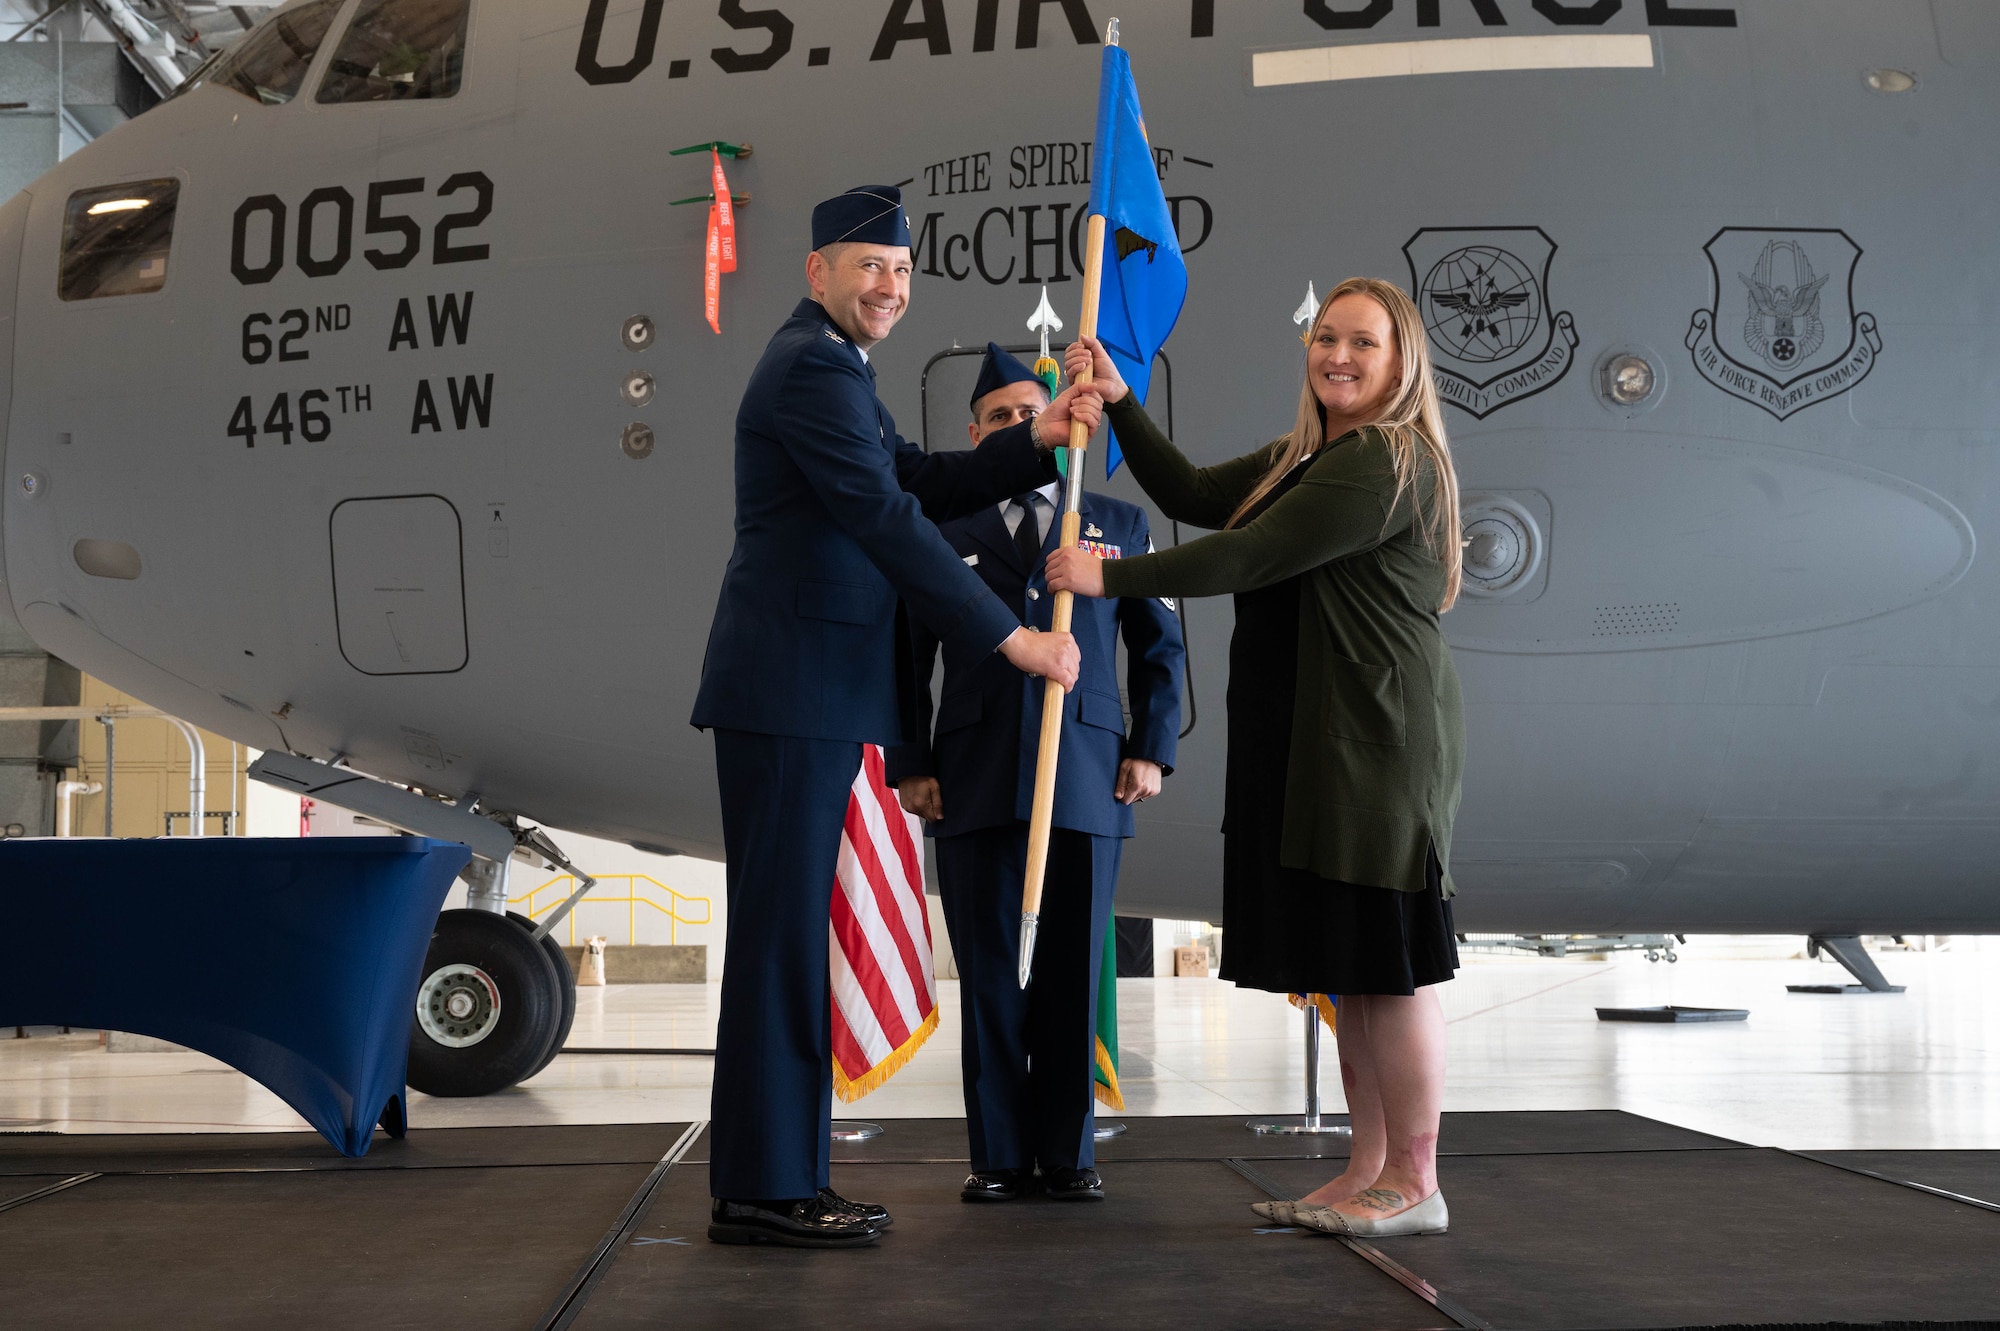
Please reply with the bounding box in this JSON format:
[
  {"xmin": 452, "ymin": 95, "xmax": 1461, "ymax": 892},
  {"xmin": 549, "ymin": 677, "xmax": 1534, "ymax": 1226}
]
[
  {"xmin": 691, "ymin": 189, "xmax": 1102, "ymax": 1249},
  {"xmin": 887, "ymin": 344, "xmax": 1184, "ymax": 1204}
]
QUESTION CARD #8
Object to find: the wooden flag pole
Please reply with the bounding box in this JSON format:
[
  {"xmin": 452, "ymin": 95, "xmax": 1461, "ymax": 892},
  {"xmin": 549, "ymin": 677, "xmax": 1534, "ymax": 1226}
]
[{"xmin": 1019, "ymin": 209, "xmax": 1108, "ymax": 989}]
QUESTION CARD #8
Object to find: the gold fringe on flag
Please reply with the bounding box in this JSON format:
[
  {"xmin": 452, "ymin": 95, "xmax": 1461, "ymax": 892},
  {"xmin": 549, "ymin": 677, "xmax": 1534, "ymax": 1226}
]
[
  {"xmin": 831, "ymin": 1005, "xmax": 940, "ymax": 1104},
  {"xmin": 1092, "ymin": 1035, "xmax": 1125, "ymax": 1111},
  {"xmin": 1033, "ymin": 357, "xmax": 1062, "ymax": 397},
  {"xmin": 1287, "ymin": 991, "xmax": 1338, "ymax": 1033}
]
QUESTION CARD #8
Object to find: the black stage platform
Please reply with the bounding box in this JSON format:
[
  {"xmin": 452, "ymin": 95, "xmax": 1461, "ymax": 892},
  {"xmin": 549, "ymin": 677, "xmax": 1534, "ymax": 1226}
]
[{"xmin": 2, "ymin": 1113, "xmax": 1996, "ymax": 1330}]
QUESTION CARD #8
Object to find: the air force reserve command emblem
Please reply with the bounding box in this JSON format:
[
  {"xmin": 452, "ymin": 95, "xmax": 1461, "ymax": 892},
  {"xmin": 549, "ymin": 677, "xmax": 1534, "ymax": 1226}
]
[
  {"xmin": 1402, "ymin": 227, "xmax": 1579, "ymax": 420},
  {"xmin": 1686, "ymin": 228, "xmax": 1882, "ymax": 420}
]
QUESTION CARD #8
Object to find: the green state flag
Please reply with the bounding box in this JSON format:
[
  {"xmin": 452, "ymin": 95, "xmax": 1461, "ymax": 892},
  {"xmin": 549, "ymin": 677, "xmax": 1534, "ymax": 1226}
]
[{"xmin": 1094, "ymin": 925, "xmax": 1124, "ymax": 1110}]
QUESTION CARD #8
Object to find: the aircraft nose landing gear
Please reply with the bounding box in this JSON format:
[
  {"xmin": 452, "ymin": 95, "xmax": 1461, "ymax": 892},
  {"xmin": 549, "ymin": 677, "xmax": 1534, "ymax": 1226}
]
[{"xmin": 406, "ymin": 909, "xmax": 570, "ymax": 1097}]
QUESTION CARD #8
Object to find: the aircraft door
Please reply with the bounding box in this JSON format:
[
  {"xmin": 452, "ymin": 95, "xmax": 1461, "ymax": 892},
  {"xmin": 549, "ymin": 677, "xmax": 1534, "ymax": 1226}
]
[{"xmin": 329, "ymin": 494, "xmax": 468, "ymax": 675}]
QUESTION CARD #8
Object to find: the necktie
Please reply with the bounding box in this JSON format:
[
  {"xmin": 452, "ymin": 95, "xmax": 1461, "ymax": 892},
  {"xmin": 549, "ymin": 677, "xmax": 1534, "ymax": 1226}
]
[{"xmin": 1012, "ymin": 493, "xmax": 1045, "ymax": 576}]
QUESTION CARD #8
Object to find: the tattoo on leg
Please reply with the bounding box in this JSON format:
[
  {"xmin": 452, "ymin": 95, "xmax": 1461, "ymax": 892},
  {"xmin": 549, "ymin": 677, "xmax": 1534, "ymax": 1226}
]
[{"xmin": 1352, "ymin": 1188, "xmax": 1405, "ymax": 1213}]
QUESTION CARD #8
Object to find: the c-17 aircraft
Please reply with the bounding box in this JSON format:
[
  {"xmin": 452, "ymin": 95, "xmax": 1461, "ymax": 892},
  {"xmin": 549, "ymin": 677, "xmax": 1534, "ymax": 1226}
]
[{"xmin": 1, "ymin": 0, "xmax": 1995, "ymax": 1094}]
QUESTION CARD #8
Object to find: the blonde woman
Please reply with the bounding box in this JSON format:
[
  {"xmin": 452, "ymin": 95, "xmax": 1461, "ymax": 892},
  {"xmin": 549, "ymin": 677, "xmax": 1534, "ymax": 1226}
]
[{"xmin": 1047, "ymin": 279, "xmax": 1464, "ymax": 1237}]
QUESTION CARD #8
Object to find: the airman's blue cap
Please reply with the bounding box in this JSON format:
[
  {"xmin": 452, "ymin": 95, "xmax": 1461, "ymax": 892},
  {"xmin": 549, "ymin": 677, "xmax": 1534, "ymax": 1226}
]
[
  {"xmin": 970, "ymin": 342, "xmax": 1046, "ymax": 412},
  {"xmin": 811, "ymin": 185, "xmax": 912, "ymax": 250}
]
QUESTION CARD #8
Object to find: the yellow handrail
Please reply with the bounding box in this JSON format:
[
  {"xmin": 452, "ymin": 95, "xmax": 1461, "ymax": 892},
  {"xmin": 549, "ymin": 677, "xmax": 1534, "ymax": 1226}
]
[{"xmin": 510, "ymin": 874, "xmax": 714, "ymax": 947}]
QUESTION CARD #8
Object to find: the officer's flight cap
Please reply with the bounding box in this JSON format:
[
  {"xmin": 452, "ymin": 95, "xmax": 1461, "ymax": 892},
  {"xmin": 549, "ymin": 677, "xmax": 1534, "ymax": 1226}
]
[
  {"xmin": 970, "ymin": 342, "xmax": 1047, "ymax": 412},
  {"xmin": 812, "ymin": 185, "xmax": 913, "ymax": 250}
]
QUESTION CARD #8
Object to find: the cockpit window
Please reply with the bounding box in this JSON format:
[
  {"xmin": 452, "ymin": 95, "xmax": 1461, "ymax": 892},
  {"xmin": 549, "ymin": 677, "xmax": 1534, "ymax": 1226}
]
[
  {"xmin": 316, "ymin": 0, "xmax": 470, "ymax": 104},
  {"xmin": 183, "ymin": 0, "xmax": 345, "ymax": 106},
  {"xmin": 60, "ymin": 180, "xmax": 180, "ymax": 301}
]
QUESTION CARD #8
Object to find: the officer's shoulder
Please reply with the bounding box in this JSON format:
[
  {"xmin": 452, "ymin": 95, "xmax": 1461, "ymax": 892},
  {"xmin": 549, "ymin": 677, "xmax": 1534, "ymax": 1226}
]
[
  {"xmin": 766, "ymin": 317, "xmax": 867, "ymax": 386},
  {"xmin": 796, "ymin": 322, "xmax": 868, "ymax": 374}
]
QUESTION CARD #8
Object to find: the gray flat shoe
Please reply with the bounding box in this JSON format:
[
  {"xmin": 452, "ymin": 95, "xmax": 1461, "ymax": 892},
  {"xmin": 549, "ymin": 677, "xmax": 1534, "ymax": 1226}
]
[
  {"xmin": 1295, "ymin": 1190, "xmax": 1448, "ymax": 1237},
  {"xmin": 1249, "ymin": 1199, "xmax": 1297, "ymax": 1225}
]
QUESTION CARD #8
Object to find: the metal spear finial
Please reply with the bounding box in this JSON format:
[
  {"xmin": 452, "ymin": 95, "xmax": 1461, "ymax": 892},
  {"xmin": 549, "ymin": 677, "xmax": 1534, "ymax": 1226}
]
[
  {"xmin": 1293, "ymin": 281, "xmax": 1320, "ymax": 326},
  {"xmin": 1028, "ymin": 284, "xmax": 1064, "ymax": 364},
  {"xmin": 1028, "ymin": 285, "xmax": 1065, "ymax": 397},
  {"xmin": 1293, "ymin": 281, "xmax": 1320, "ymax": 344}
]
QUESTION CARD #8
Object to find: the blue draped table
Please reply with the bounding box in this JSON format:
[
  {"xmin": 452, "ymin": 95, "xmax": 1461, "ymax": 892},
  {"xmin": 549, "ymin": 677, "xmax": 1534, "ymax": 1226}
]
[{"xmin": 0, "ymin": 837, "xmax": 470, "ymax": 1156}]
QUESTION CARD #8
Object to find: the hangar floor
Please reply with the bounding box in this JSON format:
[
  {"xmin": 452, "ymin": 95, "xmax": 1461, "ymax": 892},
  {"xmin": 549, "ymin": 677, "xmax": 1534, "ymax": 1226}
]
[
  {"xmin": 3, "ymin": 1111, "xmax": 1999, "ymax": 1330},
  {"xmin": 4, "ymin": 950, "xmax": 1998, "ymax": 1328},
  {"xmin": 4, "ymin": 950, "xmax": 1996, "ymax": 1148}
]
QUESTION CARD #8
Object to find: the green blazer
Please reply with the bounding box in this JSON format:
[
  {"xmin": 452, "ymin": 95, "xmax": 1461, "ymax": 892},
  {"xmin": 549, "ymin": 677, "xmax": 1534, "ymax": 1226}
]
[{"xmin": 1098, "ymin": 398, "xmax": 1464, "ymax": 896}]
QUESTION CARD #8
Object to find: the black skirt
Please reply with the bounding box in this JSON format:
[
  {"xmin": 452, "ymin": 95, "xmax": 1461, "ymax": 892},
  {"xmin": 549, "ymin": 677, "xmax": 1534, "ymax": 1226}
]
[
  {"xmin": 1220, "ymin": 837, "xmax": 1459, "ymax": 997},
  {"xmin": 1216, "ymin": 462, "xmax": 1459, "ymax": 998}
]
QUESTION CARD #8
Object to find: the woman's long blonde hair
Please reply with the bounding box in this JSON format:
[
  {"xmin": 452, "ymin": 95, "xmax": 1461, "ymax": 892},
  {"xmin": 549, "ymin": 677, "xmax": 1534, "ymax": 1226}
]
[{"xmin": 1227, "ymin": 277, "xmax": 1463, "ymax": 611}]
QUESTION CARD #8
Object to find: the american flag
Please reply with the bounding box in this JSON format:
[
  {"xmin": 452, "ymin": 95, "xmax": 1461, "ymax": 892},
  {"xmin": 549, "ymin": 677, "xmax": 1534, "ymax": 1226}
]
[{"xmin": 830, "ymin": 745, "xmax": 938, "ymax": 1101}]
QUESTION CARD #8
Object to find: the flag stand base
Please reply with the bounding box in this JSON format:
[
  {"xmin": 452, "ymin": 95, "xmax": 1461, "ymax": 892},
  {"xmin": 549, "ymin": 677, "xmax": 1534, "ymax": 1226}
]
[
  {"xmin": 1248, "ymin": 1116, "xmax": 1351, "ymax": 1136},
  {"xmin": 1093, "ymin": 1120, "xmax": 1127, "ymax": 1140},
  {"xmin": 1247, "ymin": 1002, "xmax": 1351, "ymax": 1137},
  {"xmin": 830, "ymin": 1121, "xmax": 883, "ymax": 1142}
]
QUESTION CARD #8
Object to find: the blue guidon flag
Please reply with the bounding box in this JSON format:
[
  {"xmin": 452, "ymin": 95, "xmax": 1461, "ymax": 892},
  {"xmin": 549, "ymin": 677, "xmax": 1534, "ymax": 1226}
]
[{"xmin": 1089, "ymin": 37, "xmax": 1187, "ymax": 477}]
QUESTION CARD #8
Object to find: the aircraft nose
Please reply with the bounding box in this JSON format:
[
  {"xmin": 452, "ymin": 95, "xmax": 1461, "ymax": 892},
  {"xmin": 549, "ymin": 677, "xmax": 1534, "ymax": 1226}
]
[{"xmin": 0, "ymin": 190, "xmax": 27, "ymax": 634}]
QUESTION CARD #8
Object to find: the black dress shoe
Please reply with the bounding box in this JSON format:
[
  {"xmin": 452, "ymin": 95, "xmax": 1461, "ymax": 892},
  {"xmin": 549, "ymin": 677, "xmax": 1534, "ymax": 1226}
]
[
  {"xmin": 708, "ymin": 1196, "xmax": 880, "ymax": 1248},
  {"xmin": 1042, "ymin": 1167, "xmax": 1104, "ymax": 1201},
  {"xmin": 961, "ymin": 1169, "xmax": 1035, "ymax": 1202},
  {"xmin": 819, "ymin": 1187, "xmax": 892, "ymax": 1228}
]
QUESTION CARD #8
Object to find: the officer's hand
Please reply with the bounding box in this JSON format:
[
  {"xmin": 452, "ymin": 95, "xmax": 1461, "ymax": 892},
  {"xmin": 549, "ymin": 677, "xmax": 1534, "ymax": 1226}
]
[
  {"xmin": 998, "ymin": 626, "xmax": 1080, "ymax": 692},
  {"xmin": 1044, "ymin": 547, "xmax": 1106, "ymax": 598},
  {"xmin": 1115, "ymin": 759, "xmax": 1163, "ymax": 805},
  {"xmin": 898, "ymin": 776, "xmax": 944, "ymax": 822},
  {"xmin": 1035, "ymin": 383, "xmax": 1104, "ymax": 448},
  {"xmin": 1064, "ymin": 336, "xmax": 1128, "ymax": 403}
]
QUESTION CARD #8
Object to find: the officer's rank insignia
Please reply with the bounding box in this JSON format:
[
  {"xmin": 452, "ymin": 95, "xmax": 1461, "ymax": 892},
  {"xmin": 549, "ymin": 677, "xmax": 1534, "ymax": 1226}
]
[
  {"xmin": 822, "ymin": 326, "xmax": 845, "ymax": 344},
  {"xmin": 1085, "ymin": 522, "xmax": 1103, "ymax": 539},
  {"xmin": 1078, "ymin": 539, "xmax": 1122, "ymax": 559}
]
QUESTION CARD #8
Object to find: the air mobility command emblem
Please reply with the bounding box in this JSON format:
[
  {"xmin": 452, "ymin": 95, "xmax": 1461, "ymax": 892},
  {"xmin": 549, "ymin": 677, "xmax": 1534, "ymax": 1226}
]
[
  {"xmin": 1686, "ymin": 228, "xmax": 1881, "ymax": 420},
  {"xmin": 1402, "ymin": 226, "xmax": 1579, "ymax": 420}
]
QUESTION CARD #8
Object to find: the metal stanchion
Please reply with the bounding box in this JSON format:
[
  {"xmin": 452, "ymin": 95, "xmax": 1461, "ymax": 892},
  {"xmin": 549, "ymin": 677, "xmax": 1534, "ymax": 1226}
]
[
  {"xmin": 101, "ymin": 717, "xmax": 115, "ymax": 837},
  {"xmin": 1247, "ymin": 1001, "xmax": 1351, "ymax": 1136}
]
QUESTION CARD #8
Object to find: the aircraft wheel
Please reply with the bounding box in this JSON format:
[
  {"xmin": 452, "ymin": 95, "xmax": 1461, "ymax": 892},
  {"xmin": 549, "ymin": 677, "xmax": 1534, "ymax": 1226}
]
[
  {"xmin": 508, "ymin": 911, "xmax": 577, "ymax": 1076},
  {"xmin": 407, "ymin": 909, "xmax": 563, "ymax": 1097}
]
